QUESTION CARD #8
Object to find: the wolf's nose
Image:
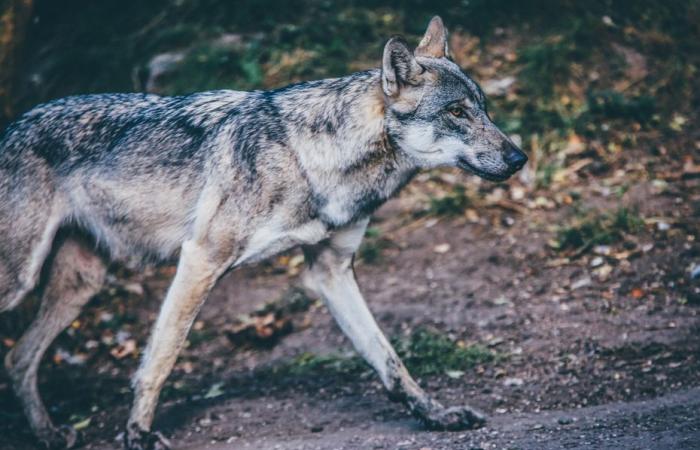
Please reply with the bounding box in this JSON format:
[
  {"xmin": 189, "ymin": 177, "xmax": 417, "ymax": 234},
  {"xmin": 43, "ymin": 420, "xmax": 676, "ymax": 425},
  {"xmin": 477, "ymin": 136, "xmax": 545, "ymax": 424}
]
[{"xmin": 503, "ymin": 142, "xmax": 528, "ymax": 171}]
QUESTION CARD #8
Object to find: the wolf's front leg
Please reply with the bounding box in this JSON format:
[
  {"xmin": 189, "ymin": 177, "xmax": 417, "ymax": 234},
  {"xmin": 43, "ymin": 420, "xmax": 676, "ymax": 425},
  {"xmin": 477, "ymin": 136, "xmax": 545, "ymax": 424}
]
[
  {"xmin": 125, "ymin": 240, "xmax": 229, "ymax": 450},
  {"xmin": 302, "ymin": 220, "xmax": 485, "ymax": 431}
]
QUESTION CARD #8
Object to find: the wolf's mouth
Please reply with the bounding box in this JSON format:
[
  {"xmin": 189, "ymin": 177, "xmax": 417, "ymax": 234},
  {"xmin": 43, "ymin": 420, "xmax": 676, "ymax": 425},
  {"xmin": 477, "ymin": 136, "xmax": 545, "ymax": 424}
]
[{"xmin": 457, "ymin": 157, "xmax": 512, "ymax": 182}]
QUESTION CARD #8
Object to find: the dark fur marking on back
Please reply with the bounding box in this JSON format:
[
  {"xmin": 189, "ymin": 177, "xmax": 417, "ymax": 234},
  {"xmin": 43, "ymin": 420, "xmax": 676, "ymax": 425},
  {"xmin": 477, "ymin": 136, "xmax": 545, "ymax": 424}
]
[{"xmin": 231, "ymin": 92, "xmax": 288, "ymax": 181}]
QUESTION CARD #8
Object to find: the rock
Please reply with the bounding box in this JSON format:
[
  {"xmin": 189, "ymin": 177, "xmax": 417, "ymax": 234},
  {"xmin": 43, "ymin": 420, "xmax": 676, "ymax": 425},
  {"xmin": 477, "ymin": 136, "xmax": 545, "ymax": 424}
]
[
  {"xmin": 493, "ymin": 295, "xmax": 513, "ymax": 307},
  {"xmin": 558, "ymin": 417, "xmax": 573, "ymax": 425},
  {"xmin": 198, "ymin": 417, "xmax": 213, "ymax": 427},
  {"xmin": 593, "ymin": 245, "xmax": 612, "ymax": 256},
  {"xmin": 211, "ymin": 33, "xmax": 245, "ymax": 49},
  {"xmin": 690, "ymin": 264, "xmax": 700, "ymax": 280},
  {"xmin": 503, "ymin": 377, "xmax": 524, "ymax": 387},
  {"xmin": 510, "ymin": 186, "xmax": 525, "ymax": 201},
  {"xmin": 571, "ymin": 277, "xmax": 592, "ymax": 290},
  {"xmin": 144, "ymin": 51, "xmax": 186, "ymax": 93},
  {"xmin": 99, "ymin": 311, "xmax": 114, "ymax": 323},
  {"xmin": 481, "ymin": 76, "xmax": 516, "ymax": 96},
  {"xmin": 122, "ymin": 282, "xmax": 144, "ymax": 296},
  {"xmin": 142, "ymin": 33, "xmax": 249, "ymax": 94},
  {"xmin": 434, "ymin": 243, "xmax": 451, "ymax": 254},
  {"xmin": 590, "ymin": 256, "xmax": 604, "ymax": 268}
]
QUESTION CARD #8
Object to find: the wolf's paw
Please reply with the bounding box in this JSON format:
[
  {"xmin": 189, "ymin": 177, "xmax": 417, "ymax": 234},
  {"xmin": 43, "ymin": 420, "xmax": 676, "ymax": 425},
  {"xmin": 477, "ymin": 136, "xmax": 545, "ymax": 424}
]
[
  {"xmin": 124, "ymin": 424, "xmax": 171, "ymax": 450},
  {"xmin": 420, "ymin": 405, "xmax": 486, "ymax": 431},
  {"xmin": 38, "ymin": 425, "xmax": 81, "ymax": 449}
]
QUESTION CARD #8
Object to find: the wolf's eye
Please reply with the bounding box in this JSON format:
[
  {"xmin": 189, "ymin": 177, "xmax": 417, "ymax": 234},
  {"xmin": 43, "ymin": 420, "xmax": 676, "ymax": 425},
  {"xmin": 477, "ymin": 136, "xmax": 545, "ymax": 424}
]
[{"xmin": 448, "ymin": 105, "xmax": 467, "ymax": 118}]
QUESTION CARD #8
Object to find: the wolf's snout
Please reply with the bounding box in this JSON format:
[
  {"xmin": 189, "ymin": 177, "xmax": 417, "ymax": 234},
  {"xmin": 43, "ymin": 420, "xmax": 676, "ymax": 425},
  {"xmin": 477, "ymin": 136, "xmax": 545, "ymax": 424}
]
[{"xmin": 502, "ymin": 141, "xmax": 528, "ymax": 171}]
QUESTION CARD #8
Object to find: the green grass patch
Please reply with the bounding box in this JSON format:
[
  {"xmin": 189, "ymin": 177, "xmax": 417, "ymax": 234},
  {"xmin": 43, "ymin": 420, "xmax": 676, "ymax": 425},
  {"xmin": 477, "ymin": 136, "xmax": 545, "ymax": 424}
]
[
  {"xmin": 585, "ymin": 90, "xmax": 656, "ymax": 123},
  {"xmin": 536, "ymin": 163, "xmax": 558, "ymax": 189},
  {"xmin": 357, "ymin": 227, "xmax": 394, "ymax": 264},
  {"xmin": 263, "ymin": 328, "xmax": 496, "ymax": 380},
  {"xmin": 427, "ymin": 185, "xmax": 470, "ymax": 217},
  {"xmin": 393, "ymin": 328, "xmax": 495, "ymax": 377},
  {"xmin": 554, "ymin": 206, "xmax": 645, "ymax": 253},
  {"xmin": 160, "ymin": 42, "xmax": 264, "ymax": 94},
  {"xmin": 273, "ymin": 351, "xmax": 368, "ymax": 378}
]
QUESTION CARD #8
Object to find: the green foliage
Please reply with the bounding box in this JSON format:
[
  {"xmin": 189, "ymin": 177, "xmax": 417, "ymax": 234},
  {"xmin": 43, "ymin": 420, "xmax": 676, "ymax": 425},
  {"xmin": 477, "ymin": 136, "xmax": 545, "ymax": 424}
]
[
  {"xmin": 161, "ymin": 43, "xmax": 263, "ymax": 94},
  {"xmin": 517, "ymin": 17, "xmax": 606, "ymax": 97},
  {"xmin": 18, "ymin": 0, "xmax": 700, "ymax": 131},
  {"xmin": 555, "ymin": 207, "xmax": 645, "ymax": 252},
  {"xmin": 536, "ymin": 163, "xmax": 558, "ymax": 189},
  {"xmin": 585, "ymin": 90, "xmax": 656, "ymax": 123},
  {"xmin": 266, "ymin": 328, "xmax": 495, "ymax": 380},
  {"xmin": 276, "ymin": 351, "xmax": 369, "ymax": 378},
  {"xmin": 427, "ymin": 185, "xmax": 470, "ymax": 216},
  {"xmin": 358, "ymin": 227, "xmax": 393, "ymax": 264},
  {"xmin": 518, "ymin": 38, "xmax": 575, "ymax": 97},
  {"xmin": 393, "ymin": 328, "xmax": 495, "ymax": 377},
  {"xmin": 187, "ymin": 328, "xmax": 216, "ymax": 348}
]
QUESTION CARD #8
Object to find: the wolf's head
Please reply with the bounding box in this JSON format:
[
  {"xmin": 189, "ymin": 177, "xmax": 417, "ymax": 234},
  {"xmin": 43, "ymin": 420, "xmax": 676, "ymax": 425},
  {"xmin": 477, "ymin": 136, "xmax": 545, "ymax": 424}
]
[{"xmin": 382, "ymin": 16, "xmax": 527, "ymax": 181}]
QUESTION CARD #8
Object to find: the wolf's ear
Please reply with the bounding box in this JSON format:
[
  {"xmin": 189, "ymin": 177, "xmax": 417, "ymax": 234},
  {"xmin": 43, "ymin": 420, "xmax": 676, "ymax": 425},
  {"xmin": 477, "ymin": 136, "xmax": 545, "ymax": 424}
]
[
  {"xmin": 382, "ymin": 37, "xmax": 423, "ymax": 97},
  {"xmin": 415, "ymin": 16, "xmax": 449, "ymax": 59}
]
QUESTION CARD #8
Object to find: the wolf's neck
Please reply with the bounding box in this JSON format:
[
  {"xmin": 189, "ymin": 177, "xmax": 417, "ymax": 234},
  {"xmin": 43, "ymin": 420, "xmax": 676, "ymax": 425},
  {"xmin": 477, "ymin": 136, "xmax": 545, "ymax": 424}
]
[
  {"xmin": 281, "ymin": 70, "xmax": 389, "ymax": 168},
  {"xmin": 280, "ymin": 69, "xmax": 417, "ymax": 226}
]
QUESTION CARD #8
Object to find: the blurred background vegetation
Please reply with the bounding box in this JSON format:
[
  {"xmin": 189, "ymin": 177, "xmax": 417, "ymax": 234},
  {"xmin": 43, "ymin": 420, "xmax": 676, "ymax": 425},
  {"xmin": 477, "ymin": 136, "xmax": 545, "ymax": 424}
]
[
  {"xmin": 1, "ymin": 0, "xmax": 698, "ymax": 274},
  {"xmin": 1, "ymin": 0, "xmax": 698, "ymax": 179}
]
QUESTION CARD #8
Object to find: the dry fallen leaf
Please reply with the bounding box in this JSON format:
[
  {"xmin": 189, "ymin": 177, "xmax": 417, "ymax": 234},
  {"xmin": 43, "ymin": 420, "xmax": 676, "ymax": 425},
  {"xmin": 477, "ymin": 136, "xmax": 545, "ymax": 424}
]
[
  {"xmin": 110, "ymin": 339, "xmax": 137, "ymax": 359},
  {"xmin": 564, "ymin": 134, "xmax": 586, "ymax": 155},
  {"xmin": 465, "ymin": 208, "xmax": 480, "ymax": 223},
  {"xmin": 682, "ymin": 155, "xmax": 700, "ymax": 178},
  {"xmin": 204, "ymin": 382, "xmax": 225, "ymax": 399},
  {"xmin": 72, "ymin": 417, "xmax": 91, "ymax": 431},
  {"xmin": 630, "ymin": 288, "xmax": 644, "ymax": 299},
  {"xmin": 227, "ymin": 312, "xmax": 293, "ymax": 347},
  {"xmin": 287, "ymin": 254, "xmax": 306, "ymax": 276},
  {"xmin": 594, "ymin": 264, "xmax": 613, "ymax": 281}
]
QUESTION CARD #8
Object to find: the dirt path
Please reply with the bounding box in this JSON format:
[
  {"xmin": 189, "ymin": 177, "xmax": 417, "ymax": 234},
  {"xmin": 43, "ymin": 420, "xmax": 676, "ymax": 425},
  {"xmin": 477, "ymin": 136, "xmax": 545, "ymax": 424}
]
[
  {"xmin": 1, "ymin": 175, "xmax": 699, "ymax": 450},
  {"xmin": 180, "ymin": 387, "xmax": 700, "ymax": 450}
]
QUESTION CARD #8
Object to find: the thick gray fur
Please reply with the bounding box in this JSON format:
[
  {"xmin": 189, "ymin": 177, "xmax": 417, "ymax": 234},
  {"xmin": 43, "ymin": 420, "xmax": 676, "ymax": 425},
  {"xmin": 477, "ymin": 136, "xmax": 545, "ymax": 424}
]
[{"xmin": 1, "ymin": 16, "xmax": 526, "ymax": 450}]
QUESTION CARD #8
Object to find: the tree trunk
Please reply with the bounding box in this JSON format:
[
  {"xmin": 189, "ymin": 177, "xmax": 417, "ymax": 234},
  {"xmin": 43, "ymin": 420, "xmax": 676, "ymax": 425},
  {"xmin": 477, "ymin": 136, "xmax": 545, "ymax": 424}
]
[{"xmin": 0, "ymin": 0, "xmax": 34, "ymax": 124}]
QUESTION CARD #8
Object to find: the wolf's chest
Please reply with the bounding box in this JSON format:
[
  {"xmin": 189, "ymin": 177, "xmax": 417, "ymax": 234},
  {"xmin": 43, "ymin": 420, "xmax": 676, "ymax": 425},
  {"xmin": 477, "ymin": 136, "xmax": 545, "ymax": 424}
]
[{"xmin": 315, "ymin": 167, "xmax": 417, "ymax": 227}]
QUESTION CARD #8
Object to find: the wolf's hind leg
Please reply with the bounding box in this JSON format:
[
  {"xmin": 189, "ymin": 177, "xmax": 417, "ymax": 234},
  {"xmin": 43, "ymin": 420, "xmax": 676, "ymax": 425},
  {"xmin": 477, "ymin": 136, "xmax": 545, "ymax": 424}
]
[
  {"xmin": 4, "ymin": 235, "xmax": 107, "ymax": 449},
  {"xmin": 302, "ymin": 219, "xmax": 485, "ymax": 431}
]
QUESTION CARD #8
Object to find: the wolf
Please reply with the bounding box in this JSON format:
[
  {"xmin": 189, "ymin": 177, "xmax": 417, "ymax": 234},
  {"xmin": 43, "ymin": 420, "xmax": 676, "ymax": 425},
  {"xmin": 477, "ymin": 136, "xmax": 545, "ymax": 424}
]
[{"xmin": 0, "ymin": 16, "xmax": 527, "ymax": 449}]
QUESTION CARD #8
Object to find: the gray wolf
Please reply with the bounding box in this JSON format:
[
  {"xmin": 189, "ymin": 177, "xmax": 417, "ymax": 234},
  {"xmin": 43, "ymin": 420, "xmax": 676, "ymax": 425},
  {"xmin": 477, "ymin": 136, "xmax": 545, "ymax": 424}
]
[{"xmin": 0, "ymin": 16, "xmax": 527, "ymax": 449}]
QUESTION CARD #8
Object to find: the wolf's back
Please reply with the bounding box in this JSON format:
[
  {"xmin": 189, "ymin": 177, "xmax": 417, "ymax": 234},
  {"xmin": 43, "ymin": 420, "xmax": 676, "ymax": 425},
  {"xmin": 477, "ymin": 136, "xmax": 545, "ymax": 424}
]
[{"xmin": 0, "ymin": 90, "xmax": 251, "ymax": 176}]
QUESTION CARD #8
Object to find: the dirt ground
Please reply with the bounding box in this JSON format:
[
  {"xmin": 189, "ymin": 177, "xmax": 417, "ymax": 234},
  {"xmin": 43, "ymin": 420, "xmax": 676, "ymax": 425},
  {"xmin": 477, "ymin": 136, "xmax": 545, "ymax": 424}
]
[{"xmin": 1, "ymin": 160, "xmax": 699, "ymax": 449}]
